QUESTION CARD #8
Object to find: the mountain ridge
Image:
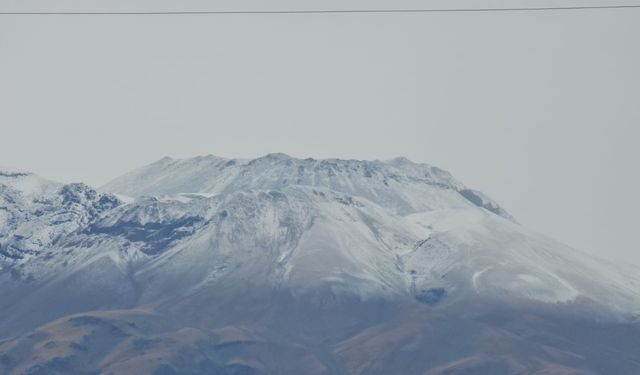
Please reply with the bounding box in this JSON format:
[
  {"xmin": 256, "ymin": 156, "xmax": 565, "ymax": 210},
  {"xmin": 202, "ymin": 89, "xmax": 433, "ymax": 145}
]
[
  {"xmin": 101, "ymin": 153, "xmax": 515, "ymax": 220},
  {"xmin": 1, "ymin": 154, "xmax": 639, "ymax": 375}
]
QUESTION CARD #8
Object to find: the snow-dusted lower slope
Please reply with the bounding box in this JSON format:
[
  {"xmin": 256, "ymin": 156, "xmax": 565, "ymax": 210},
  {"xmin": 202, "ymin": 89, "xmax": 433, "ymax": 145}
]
[{"xmin": 1, "ymin": 155, "xmax": 640, "ymax": 375}]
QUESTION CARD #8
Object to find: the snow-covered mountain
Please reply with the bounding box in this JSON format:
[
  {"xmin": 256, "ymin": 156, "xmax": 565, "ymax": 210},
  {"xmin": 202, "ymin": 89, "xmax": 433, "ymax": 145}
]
[{"xmin": 1, "ymin": 155, "xmax": 639, "ymax": 375}]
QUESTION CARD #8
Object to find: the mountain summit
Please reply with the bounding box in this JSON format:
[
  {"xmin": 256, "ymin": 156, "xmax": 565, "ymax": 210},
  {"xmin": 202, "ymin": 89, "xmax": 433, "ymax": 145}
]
[
  {"xmin": 101, "ymin": 153, "xmax": 514, "ymax": 219},
  {"xmin": 1, "ymin": 155, "xmax": 639, "ymax": 375}
]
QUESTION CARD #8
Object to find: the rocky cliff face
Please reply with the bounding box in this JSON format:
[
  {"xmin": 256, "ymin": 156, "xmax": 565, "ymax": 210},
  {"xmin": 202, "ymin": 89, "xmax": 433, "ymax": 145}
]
[{"xmin": 0, "ymin": 170, "xmax": 120, "ymax": 266}]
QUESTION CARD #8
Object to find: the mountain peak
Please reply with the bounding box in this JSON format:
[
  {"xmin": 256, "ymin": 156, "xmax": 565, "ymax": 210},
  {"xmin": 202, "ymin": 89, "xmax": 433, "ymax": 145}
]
[
  {"xmin": 0, "ymin": 166, "xmax": 61, "ymax": 198},
  {"xmin": 100, "ymin": 154, "xmax": 512, "ymax": 220},
  {"xmin": 262, "ymin": 152, "xmax": 293, "ymax": 160},
  {"xmin": 389, "ymin": 156, "xmax": 413, "ymax": 164},
  {"xmin": 0, "ymin": 165, "xmax": 31, "ymax": 177}
]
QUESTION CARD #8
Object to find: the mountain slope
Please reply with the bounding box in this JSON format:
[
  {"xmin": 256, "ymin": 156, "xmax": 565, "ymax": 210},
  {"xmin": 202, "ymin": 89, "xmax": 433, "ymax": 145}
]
[{"xmin": 1, "ymin": 155, "xmax": 639, "ymax": 375}]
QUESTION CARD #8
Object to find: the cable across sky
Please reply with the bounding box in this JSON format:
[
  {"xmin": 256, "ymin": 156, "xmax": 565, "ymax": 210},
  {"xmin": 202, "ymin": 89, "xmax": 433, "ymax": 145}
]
[{"xmin": 1, "ymin": 4, "xmax": 640, "ymax": 15}]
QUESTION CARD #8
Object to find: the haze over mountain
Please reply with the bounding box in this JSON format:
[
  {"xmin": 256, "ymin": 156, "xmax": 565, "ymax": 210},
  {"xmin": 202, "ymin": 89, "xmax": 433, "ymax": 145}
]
[{"xmin": 1, "ymin": 154, "xmax": 639, "ymax": 375}]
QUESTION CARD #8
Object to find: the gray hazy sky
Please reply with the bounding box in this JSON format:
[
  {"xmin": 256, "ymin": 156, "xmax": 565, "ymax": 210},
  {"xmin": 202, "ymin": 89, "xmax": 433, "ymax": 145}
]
[{"xmin": 1, "ymin": 1, "xmax": 639, "ymax": 266}]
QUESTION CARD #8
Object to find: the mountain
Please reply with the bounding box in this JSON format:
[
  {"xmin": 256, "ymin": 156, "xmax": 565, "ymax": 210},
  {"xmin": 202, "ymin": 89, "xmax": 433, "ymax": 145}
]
[{"xmin": 1, "ymin": 155, "xmax": 639, "ymax": 375}]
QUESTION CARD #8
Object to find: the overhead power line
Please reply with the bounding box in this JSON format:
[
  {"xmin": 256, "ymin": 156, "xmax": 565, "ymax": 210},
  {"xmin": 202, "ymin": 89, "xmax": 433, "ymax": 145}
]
[{"xmin": 1, "ymin": 4, "xmax": 640, "ymax": 15}]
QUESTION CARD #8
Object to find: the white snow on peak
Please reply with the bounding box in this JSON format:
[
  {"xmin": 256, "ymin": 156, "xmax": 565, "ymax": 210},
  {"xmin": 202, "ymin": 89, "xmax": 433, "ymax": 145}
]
[
  {"xmin": 100, "ymin": 154, "xmax": 512, "ymax": 220},
  {"xmin": 0, "ymin": 164, "xmax": 30, "ymax": 175},
  {"xmin": 0, "ymin": 167, "xmax": 61, "ymax": 198},
  {"xmin": 2, "ymin": 157, "xmax": 639, "ymax": 317}
]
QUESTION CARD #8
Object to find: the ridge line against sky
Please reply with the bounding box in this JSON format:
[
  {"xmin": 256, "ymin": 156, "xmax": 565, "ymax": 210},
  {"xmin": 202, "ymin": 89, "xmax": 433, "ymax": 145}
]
[{"xmin": 2, "ymin": 0, "xmax": 638, "ymax": 266}]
